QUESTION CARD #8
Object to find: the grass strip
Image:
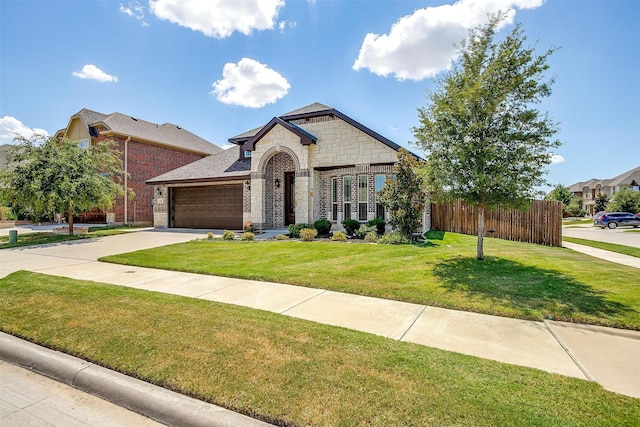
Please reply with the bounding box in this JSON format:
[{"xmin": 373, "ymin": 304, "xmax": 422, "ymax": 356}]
[
  {"xmin": 563, "ymin": 236, "xmax": 640, "ymax": 259},
  {"xmin": 0, "ymin": 226, "xmax": 144, "ymax": 249},
  {"xmin": 100, "ymin": 231, "xmax": 640, "ymax": 330},
  {"xmin": 1, "ymin": 271, "xmax": 638, "ymax": 426}
]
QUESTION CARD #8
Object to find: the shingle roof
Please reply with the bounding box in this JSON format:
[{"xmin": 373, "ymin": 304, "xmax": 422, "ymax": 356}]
[
  {"xmin": 95, "ymin": 112, "xmax": 220, "ymax": 155},
  {"xmin": 608, "ymin": 166, "xmax": 640, "ymax": 187},
  {"xmin": 76, "ymin": 108, "xmax": 108, "ymax": 126},
  {"xmin": 146, "ymin": 147, "xmax": 250, "ymax": 184},
  {"xmin": 280, "ymin": 102, "xmax": 332, "ymax": 117}
]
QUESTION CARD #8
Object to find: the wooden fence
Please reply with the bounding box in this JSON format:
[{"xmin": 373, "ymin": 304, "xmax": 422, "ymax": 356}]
[{"xmin": 430, "ymin": 199, "xmax": 562, "ymax": 246}]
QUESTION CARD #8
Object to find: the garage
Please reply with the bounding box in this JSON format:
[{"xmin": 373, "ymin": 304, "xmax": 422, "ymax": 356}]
[{"xmin": 171, "ymin": 185, "xmax": 243, "ymax": 229}]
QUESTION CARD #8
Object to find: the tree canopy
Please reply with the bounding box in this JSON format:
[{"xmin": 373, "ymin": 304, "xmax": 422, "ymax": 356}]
[
  {"xmin": 414, "ymin": 14, "xmax": 561, "ymax": 259},
  {"xmin": 608, "ymin": 188, "xmax": 640, "ymax": 213},
  {"xmin": 0, "ymin": 135, "xmax": 128, "ymax": 234}
]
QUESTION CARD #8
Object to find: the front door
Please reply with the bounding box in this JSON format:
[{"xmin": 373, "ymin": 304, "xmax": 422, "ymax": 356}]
[{"xmin": 285, "ymin": 172, "xmax": 295, "ymax": 226}]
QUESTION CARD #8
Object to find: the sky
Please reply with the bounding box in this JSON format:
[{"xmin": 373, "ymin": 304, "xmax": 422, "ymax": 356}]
[{"xmin": 1, "ymin": 0, "xmax": 638, "ymax": 190}]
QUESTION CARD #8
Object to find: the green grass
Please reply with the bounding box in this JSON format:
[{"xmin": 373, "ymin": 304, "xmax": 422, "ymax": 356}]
[
  {"xmin": 1, "ymin": 271, "xmax": 637, "ymax": 426},
  {"xmin": 563, "ymin": 236, "xmax": 640, "ymax": 258},
  {"xmin": 0, "ymin": 225, "xmax": 144, "ymax": 249},
  {"xmin": 100, "ymin": 231, "xmax": 640, "ymax": 330},
  {"xmin": 562, "ymin": 218, "xmax": 593, "ymax": 225}
]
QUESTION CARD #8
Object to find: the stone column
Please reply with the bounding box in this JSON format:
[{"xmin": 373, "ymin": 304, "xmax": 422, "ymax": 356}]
[{"xmin": 250, "ymin": 173, "xmax": 266, "ymax": 229}]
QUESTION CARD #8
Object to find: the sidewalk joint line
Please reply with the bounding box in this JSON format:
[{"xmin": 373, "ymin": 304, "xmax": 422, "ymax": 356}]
[
  {"xmin": 399, "ymin": 305, "xmax": 428, "ymax": 341},
  {"xmin": 543, "ymin": 320, "xmax": 592, "ymax": 381},
  {"xmin": 280, "ymin": 290, "xmax": 329, "ymax": 314}
]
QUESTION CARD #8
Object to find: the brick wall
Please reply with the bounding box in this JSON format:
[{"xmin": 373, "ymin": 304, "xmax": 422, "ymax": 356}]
[{"xmin": 98, "ymin": 134, "xmax": 206, "ymax": 223}]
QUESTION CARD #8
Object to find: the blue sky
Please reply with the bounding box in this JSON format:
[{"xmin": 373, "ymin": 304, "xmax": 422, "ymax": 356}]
[{"xmin": 1, "ymin": 0, "xmax": 638, "ymax": 190}]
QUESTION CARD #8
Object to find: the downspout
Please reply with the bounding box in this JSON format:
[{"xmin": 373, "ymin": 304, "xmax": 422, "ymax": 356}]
[{"xmin": 124, "ymin": 136, "xmax": 131, "ymax": 225}]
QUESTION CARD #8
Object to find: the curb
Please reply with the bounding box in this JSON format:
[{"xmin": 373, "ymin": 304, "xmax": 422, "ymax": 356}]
[{"xmin": 0, "ymin": 332, "xmax": 271, "ymax": 427}]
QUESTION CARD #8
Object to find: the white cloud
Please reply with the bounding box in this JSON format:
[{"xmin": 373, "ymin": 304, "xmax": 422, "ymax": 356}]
[
  {"xmin": 211, "ymin": 58, "xmax": 291, "ymax": 108},
  {"xmin": 149, "ymin": 0, "xmax": 285, "ymax": 38},
  {"xmin": 72, "ymin": 64, "xmax": 118, "ymax": 82},
  {"xmin": 0, "ymin": 116, "xmax": 49, "ymax": 144},
  {"xmin": 353, "ymin": 0, "xmax": 543, "ymax": 81},
  {"xmin": 549, "ymin": 153, "xmax": 565, "ymax": 165},
  {"xmin": 120, "ymin": 1, "xmax": 149, "ymax": 27}
]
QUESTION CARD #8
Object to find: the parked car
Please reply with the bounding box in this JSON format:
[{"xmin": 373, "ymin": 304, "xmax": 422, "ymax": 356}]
[{"xmin": 594, "ymin": 212, "xmax": 640, "ymax": 229}]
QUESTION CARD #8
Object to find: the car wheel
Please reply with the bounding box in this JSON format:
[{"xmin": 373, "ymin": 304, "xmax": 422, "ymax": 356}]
[{"xmin": 608, "ymin": 222, "xmax": 618, "ymax": 229}]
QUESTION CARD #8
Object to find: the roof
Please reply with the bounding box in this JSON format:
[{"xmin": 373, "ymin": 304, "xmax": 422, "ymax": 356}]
[
  {"xmin": 568, "ymin": 166, "xmax": 640, "ymax": 191},
  {"xmin": 146, "ymin": 147, "xmax": 250, "ymax": 184},
  {"xmin": 280, "ymin": 102, "xmax": 332, "ymax": 117},
  {"xmin": 64, "ymin": 108, "xmax": 221, "ymax": 156}
]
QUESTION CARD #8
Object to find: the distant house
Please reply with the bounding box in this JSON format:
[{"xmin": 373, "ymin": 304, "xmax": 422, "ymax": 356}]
[
  {"xmin": 568, "ymin": 166, "xmax": 640, "ymax": 215},
  {"xmin": 55, "ymin": 109, "xmax": 220, "ymax": 224},
  {"xmin": 147, "ymin": 102, "xmax": 422, "ymax": 230}
]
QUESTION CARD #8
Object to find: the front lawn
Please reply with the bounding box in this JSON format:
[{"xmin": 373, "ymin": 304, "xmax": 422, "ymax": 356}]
[
  {"xmin": 0, "ymin": 225, "xmax": 144, "ymax": 249},
  {"xmin": 1, "ymin": 272, "xmax": 637, "ymax": 426},
  {"xmin": 100, "ymin": 231, "xmax": 640, "ymax": 330}
]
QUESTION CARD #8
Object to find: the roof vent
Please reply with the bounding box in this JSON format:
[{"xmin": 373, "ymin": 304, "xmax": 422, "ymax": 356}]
[
  {"xmin": 176, "ymin": 126, "xmax": 181, "ymax": 130},
  {"xmin": 131, "ymin": 117, "xmax": 138, "ymax": 121}
]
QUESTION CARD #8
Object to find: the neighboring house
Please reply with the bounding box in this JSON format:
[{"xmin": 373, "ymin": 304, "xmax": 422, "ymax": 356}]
[
  {"xmin": 55, "ymin": 108, "xmax": 221, "ymax": 224},
  {"xmin": 568, "ymin": 166, "xmax": 640, "ymax": 215},
  {"xmin": 148, "ymin": 102, "xmax": 420, "ymax": 230}
]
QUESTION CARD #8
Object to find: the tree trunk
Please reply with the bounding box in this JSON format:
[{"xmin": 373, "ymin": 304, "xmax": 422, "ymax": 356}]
[
  {"xmin": 67, "ymin": 205, "xmax": 74, "ymax": 235},
  {"xmin": 477, "ymin": 206, "xmax": 484, "ymax": 260}
]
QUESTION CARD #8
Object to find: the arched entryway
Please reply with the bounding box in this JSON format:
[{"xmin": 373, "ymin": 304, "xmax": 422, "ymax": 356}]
[{"xmin": 262, "ymin": 150, "xmax": 298, "ymax": 228}]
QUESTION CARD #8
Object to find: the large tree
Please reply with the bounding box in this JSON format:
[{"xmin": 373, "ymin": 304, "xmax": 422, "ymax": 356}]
[
  {"xmin": 378, "ymin": 149, "xmax": 427, "ymax": 239},
  {"xmin": 608, "ymin": 188, "xmax": 640, "ymax": 213},
  {"xmin": 545, "ymin": 183, "xmax": 572, "ymax": 216},
  {"xmin": 0, "ymin": 135, "xmax": 128, "ymax": 234},
  {"xmin": 414, "ymin": 14, "xmax": 561, "ymax": 260}
]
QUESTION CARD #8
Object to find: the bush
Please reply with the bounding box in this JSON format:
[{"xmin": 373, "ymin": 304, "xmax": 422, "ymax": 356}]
[
  {"xmin": 378, "ymin": 231, "xmax": 410, "ymax": 245},
  {"xmin": 241, "ymin": 232, "xmax": 255, "ymax": 241},
  {"xmin": 222, "ymin": 230, "xmax": 236, "ymax": 240},
  {"xmin": 0, "ymin": 206, "xmax": 16, "ymax": 221},
  {"xmin": 206, "ymin": 232, "xmax": 214, "ymax": 240},
  {"xmin": 364, "ymin": 231, "xmax": 378, "ymax": 243},
  {"xmin": 366, "ymin": 217, "xmax": 386, "ymax": 235},
  {"xmin": 341, "ymin": 219, "xmax": 360, "ymax": 236},
  {"xmin": 330, "ymin": 231, "xmax": 347, "ymax": 242},
  {"xmin": 288, "ymin": 223, "xmax": 313, "ymax": 238},
  {"xmin": 300, "ymin": 228, "xmax": 318, "ymax": 241},
  {"xmin": 355, "ymin": 224, "xmax": 376, "ymax": 239},
  {"xmin": 275, "ymin": 234, "xmax": 289, "ymax": 240},
  {"xmin": 314, "ymin": 218, "xmax": 332, "ymax": 236}
]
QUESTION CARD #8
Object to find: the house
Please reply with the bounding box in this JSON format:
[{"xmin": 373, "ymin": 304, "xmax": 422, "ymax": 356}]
[
  {"xmin": 568, "ymin": 166, "xmax": 640, "ymax": 215},
  {"xmin": 55, "ymin": 108, "xmax": 221, "ymax": 224},
  {"xmin": 147, "ymin": 102, "xmax": 419, "ymax": 230}
]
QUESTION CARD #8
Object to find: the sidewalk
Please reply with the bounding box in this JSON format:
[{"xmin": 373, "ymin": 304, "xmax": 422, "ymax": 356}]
[{"xmin": 1, "ymin": 229, "xmax": 638, "ymax": 424}]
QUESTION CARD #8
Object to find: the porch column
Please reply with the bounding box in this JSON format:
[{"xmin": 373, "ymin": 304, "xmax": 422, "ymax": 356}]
[
  {"xmin": 250, "ymin": 173, "xmax": 266, "ymax": 229},
  {"xmin": 295, "ymin": 169, "xmax": 312, "ymax": 224}
]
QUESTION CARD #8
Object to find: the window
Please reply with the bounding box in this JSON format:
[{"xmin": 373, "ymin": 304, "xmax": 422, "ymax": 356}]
[
  {"xmin": 331, "ymin": 177, "xmax": 338, "ymax": 221},
  {"xmin": 375, "ymin": 174, "xmax": 386, "ymax": 219},
  {"xmin": 358, "ymin": 175, "xmax": 368, "ymax": 221},
  {"xmin": 343, "ymin": 176, "xmax": 352, "ymax": 220},
  {"xmin": 244, "ymin": 150, "xmax": 252, "ymax": 158},
  {"xmin": 78, "ymin": 139, "xmax": 89, "ymax": 149}
]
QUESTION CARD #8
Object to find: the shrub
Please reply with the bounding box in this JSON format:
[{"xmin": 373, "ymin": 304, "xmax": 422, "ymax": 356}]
[
  {"xmin": 241, "ymin": 232, "xmax": 255, "ymax": 241},
  {"xmin": 341, "ymin": 218, "xmax": 360, "ymax": 236},
  {"xmin": 288, "ymin": 223, "xmax": 313, "ymax": 238},
  {"xmin": 275, "ymin": 234, "xmax": 289, "ymax": 240},
  {"xmin": 330, "ymin": 231, "xmax": 347, "ymax": 242},
  {"xmin": 243, "ymin": 222, "xmax": 255, "ymax": 232},
  {"xmin": 222, "ymin": 230, "xmax": 236, "ymax": 240},
  {"xmin": 206, "ymin": 232, "xmax": 214, "ymax": 240},
  {"xmin": 364, "ymin": 231, "xmax": 378, "ymax": 243},
  {"xmin": 300, "ymin": 228, "xmax": 318, "ymax": 241},
  {"xmin": 314, "ymin": 218, "xmax": 332, "ymax": 236},
  {"xmin": 366, "ymin": 217, "xmax": 386, "ymax": 235},
  {"xmin": 0, "ymin": 206, "xmax": 16, "ymax": 221},
  {"xmin": 378, "ymin": 231, "xmax": 410, "ymax": 245},
  {"xmin": 355, "ymin": 224, "xmax": 376, "ymax": 239}
]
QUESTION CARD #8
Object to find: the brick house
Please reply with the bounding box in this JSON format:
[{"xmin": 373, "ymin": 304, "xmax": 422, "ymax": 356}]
[
  {"xmin": 568, "ymin": 166, "xmax": 640, "ymax": 215},
  {"xmin": 55, "ymin": 109, "xmax": 220, "ymax": 224},
  {"xmin": 148, "ymin": 102, "xmax": 425, "ymax": 231}
]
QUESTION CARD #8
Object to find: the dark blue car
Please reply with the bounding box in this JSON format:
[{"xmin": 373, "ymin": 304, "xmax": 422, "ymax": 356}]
[{"xmin": 594, "ymin": 212, "xmax": 640, "ymax": 229}]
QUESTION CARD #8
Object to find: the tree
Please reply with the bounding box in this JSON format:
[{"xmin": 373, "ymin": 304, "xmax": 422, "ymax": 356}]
[
  {"xmin": 545, "ymin": 183, "xmax": 572, "ymax": 215},
  {"xmin": 414, "ymin": 14, "xmax": 561, "ymax": 260},
  {"xmin": 594, "ymin": 193, "xmax": 609, "ymax": 214},
  {"xmin": 378, "ymin": 149, "xmax": 427, "ymax": 240},
  {"xmin": 608, "ymin": 188, "xmax": 640, "ymax": 213},
  {"xmin": 565, "ymin": 196, "xmax": 585, "ymax": 217},
  {"xmin": 0, "ymin": 135, "xmax": 128, "ymax": 234}
]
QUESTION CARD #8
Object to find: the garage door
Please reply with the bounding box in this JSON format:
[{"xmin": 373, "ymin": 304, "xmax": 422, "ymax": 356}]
[{"xmin": 172, "ymin": 185, "xmax": 243, "ymax": 229}]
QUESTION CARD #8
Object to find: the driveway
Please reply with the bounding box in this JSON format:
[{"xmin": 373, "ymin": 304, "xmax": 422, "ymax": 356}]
[{"xmin": 563, "ymin": 224, "xmax": 640, "ymax": 248}]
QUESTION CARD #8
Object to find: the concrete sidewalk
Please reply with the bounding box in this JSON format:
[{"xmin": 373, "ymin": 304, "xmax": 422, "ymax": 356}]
[{"xmin": 1, "ymin": 228, "xmax": 638, "ymax": 424}]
